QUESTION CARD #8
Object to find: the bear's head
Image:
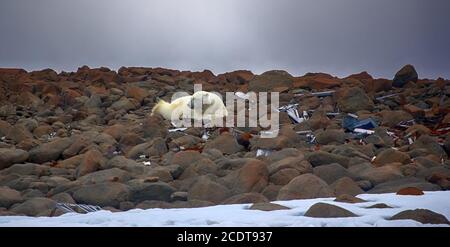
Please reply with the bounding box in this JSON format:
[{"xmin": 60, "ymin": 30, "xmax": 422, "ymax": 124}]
[{"xmin": 189, "ymin": 91, "xmax": 216, "ymax": 111}]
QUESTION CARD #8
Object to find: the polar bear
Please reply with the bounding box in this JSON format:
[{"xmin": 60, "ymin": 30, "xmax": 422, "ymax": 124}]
[{"xmin": 151, "ymin": 91, "xmax": 228, "ymax": 126}]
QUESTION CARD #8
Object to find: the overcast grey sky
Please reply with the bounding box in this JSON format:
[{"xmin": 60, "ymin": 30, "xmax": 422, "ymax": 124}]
[{"xmin": 0, "ymin": 0, "xmax": 449, "ymax": 78}]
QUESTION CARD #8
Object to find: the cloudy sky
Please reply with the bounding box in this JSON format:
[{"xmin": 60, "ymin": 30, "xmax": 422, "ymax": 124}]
[{"xmin": 0, "ymin": 0, "xmax": 449, "ymax": 78}]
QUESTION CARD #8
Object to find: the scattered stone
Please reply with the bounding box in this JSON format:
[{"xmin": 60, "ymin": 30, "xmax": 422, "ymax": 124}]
[
  {"xmin": 331, "ymin": 177, "xmax": 364, "ymax": 196},
  {"xmin": 393, "ymin": 64, "xmax": 418, "ymax": 87},
  {"xmin": 248, "ymin": 70, "xmax": 293, "ymax": 92},
  {"xmin": 249, "ymin": 202, "xmax": 290, "ymax": 211},
  {"xmin": 222, "ymin": 193, "xmax": 269, "ymax": 205},
  {"xmin": 396, "ymin": 187, "xmax": 424, "ymax": 196},
  {"xmin": 315, "ymin": 129, "xmax": 345, "ymax": 145},
  {"xmin": 75, "ymin": 149, "xmax": 105, "ymax": 178},
  {"xmin": 277, "ymin": 174, "xmax": 334, "ymax": 200},
  {"xmin": 223, "ymin": 159, "xmax": 269, "ymax": 194},
  {"xmin": 10, "ymin": 197, "xmax": 56, "ymax": 216},
  {"xmin": 313, "ymin": 163, "xmax": 352, "ymax": 184},
  {"xmin": 204, "ymin": 133, "xmax": 245, "ymax": 154},
  {"xmin": 73, "ymin": 182, "xmax": 131, "ymax": 208},
  {"xmin": 306, "ymin": 151, "xmax": 350, "ymax": 168},
  {"xmin": 171, "ymin": 191, "xmax": 188, "ymax": 201},
  {"xmin": 366, "ymin": 203, "xmax": 393, "ymax": 209},
  {"xmin": 373, "ymin": 148, "xmax": 411, "ymax": 166},
  {"xmin": 77, "ymin": 168, "xmax": 131, "ymax": 185},
  {"xmin": 0, "ymin": 186, "xmax": 23, "ymax": 208},
  {"xmin": 369, "ymin": 177, "xmax": 440, "ymax": 193},
  {"xmin": 0, "ymin": 148, "xmax": 29, "ymax": 170},
  {"xmin": 29, "ymin": 137, "xmax": 73, "ymax": 163},
  {"xmin": 334, "ymin": 194, "xmax": 366, "ymax": 203},
  {"xmin": 304, "ymin": 202, "xmax": 357, "ymax": 218},
  {"xmin": 337, "ymin": 87, "xmax": 374, "ymax": 112},
  {"xmin": 390, "ymin": 209, "xmax": 449, "ymax": 225},
  {"xmin": 188, "ymin": 177, "xmax": 231, "ymax": 204},
  {"xmin": 129, "ymin": 181, "xmax": 176, "ymax": 203},
  {"xmin": 51, "ymin": 192, "xmax": 76, "ymax": 204}
]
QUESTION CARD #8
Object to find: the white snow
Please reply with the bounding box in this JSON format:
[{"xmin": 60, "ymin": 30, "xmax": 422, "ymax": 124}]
[{"xmin": 1, "ymin": 191, "xmax": 449, "ymax": 227}]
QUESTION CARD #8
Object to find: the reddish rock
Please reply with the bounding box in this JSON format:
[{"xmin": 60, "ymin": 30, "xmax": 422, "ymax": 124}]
[
  {"xmin": 249, "ymin": 202, "xmax": 290, "ymax": 211},
  {"xmin": 365, "ymin": 79, "xmax": 392, "ymax": 93},
  {"xmin": 373, "ymin": 148, "xmax": 411, "ymax": 166},
  {"xmin": 224, "ymin": 159, "xmax": 269, "ymax": 194},
  {"xmin": 294, "ymin": 73, "xmax": 341, "ymax": 90},
  {"xmin": 396, "ymin": 187, "xmax": 424, "ymax": 196},
  {"xmin": 248, "ymin": 70, "xmax": 293, "ymax": 92},
  {"xmin": 75, "ymin": 149, "xmax": 105, "ymax": 178},
  {"xmin": 126, "ymin": 86, "xmax": 150, "ymax": 103},
  {"xmin": 336, "ymin": 87, "xmax": 374, "ymax": 112},
  {"xmin": 277, "ymin": 174, "xmax": 334, "ymax": 200}
]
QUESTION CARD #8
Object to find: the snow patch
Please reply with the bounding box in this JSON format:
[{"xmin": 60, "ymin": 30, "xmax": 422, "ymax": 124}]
[{"xmin": 1, "ymin": 191, "xmax": 449, "ymax": 227}]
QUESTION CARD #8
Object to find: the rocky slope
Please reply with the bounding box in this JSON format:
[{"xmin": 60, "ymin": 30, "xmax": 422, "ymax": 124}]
[{"xmin": 0, "ymin": 65, "xmax": 449, "ymax": 217}]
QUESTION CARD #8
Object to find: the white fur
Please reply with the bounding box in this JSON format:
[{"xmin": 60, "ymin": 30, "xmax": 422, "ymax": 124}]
[{"xmin": 151, "ymin": 91, "xmax": 228, "ymax": 126}]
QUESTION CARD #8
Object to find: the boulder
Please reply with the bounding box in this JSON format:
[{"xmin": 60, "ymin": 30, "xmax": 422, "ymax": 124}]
[
  {"xmin": 110, "ymin": 97, "xmax": 136, "ymax": 111},
  {"xmin": 188, "ymin": 177, "xmax": 231, "ymax": 204},
  {"xmin": 315, "ymin": 129, "xmax": 345, "ymax": 145},
  {"xmin": 10, "ymin": 197, "xmax": 56, "ymax": 216},
  {"xmin": 410, "ymin": 135, "xmax": 446, "ymax": 158},
  {"xmin": 73, "ymin": 182, "xmax": 131, "ymax": 208},
  {"xmin": 5, "ymin": 125, "xmax": 33, "ymax": 144},
  {"xmin": 249, "ymin": 202, "xmax": 290, "ymax": 211},
  {"xmin": 29, "ymin": 138, "xmax": 73, "ymax": 163},
  {"xmin": 169, "ymin": 150, "xmax": 204, "ymax": 169},
  {"xmin": 270, "ymin": 168, "xmax": 300, "ymax": 185},
  {"xmin": 170, "ymin": 135, "xmax": 202, "ymax": 150},
  {"xmin": 222, "ymin": 193, "xmax": 269, "ymax": 205},
  {"xmin": 135, "ymin": 200, "xmax": 173, "ymax": 209},
  {"xmin": 334, "ymin": 194, "xmax": 366, "ymax": 203},
  {"xmin": 248, "ymin": 70, "xmax": 293, "ymax": 92},
  {"xmin": 366, "ymin": 203, "xmax": 393, "ymax": 209},
  {"xmin": 313, "ymin": 163, "xmax": 352, "ymax": 184},
  {"xmin": 268, "ymin": 156, "xmax": 311, "ymax": 175},
  {"xmin": 396, "ymin": 187, "xmax": 424, "ymax": 196},
  {"xmin": 223, "ymin": 159, "xmax": 269, "ymax": 194},
  {"xmin": 336, "ymin": 87, "xmax": 373, "ymax": 112},
  {"xmin": 204, "ymin": 133, "xmax": 245, "ymax": 155},
  {"xmin": 0, "ymin": 148, "xmax": 29, "ymax": 170},
  {"xmin": 261, "ymin": 184, "xmax": 282, "ymax": 201},
  {"xmin": 390, "ymin": 209, "xmax": 449, "ymax": 225},
  {"xmin": 178, "ymin": 158, "xmax": 216, "ymax": 180},
  {"xmin": 304, "ymin": 202, "xmax": 357, "ymax": 218},
  {"xmin": 170, "ymin": 191, "xmax": 188, "ymax": 201},
  {"xmin": 103, "ymin": 124, "xmax": 126, "ymax": 141},
  {"xmin": 51, "ymin": 192, "xmax": 76, "ymax": 204},
  {"xmin": 379, "ymin": 110, "xmax": 413, "ymax": 128},
  {"xmin": 330, "ymin": 177, "xmax": 364, "ymax": 196},
  {"xmin": 129, "ymin": 181, "xmax": 176, "ymax": 203},
  {"xmin": 0, "ymin": 186, "xmax": 23, "ymax": 208},
  {"xmin": 0, "ymin": 163, "xmax": 49, "ymax": 176},
  {"xmin": 266, "ymin": 148, "xmax": 303, "ymax": 163},
  {"xmin": 142, "ymin": 116, "xmax": 168, "ymax": 139},
  {"xmin": 306, "ymin": 151, "xmax": 350, "ymax": 168},
  {"xmin": 373, "ymin": 148, "xmax": 411, "ymax": 166},
  {"xmin": 75, "ymin": 149, "xmax": 105, "ymax": 178},
  {"xmin": 354, "ymin": 165, "xmax": 404, "ymax": 186},
  {"xmin": 0, "ymin": 120, "xmax": 12, "ymax": 137},
  {"xmin": 105, "ymin": 156, "xmax": 150, "ymax": 178},
  {"xmin": 126, "ymin": 86, "xmax": 150, "ymax": 103},
  {"xmin": 277, "ymin": 174, "xmax": 334, "ymax": 200},
  {"xmin": 393, "ymin": 64, "xmax": 418, "ymax": 87},
  {"xmin": 77, "ymin": 168, "xmax": 131, "ymax": 185},
  {"xmin": 369, "ymin": 177, "xmax": 441, "ymax": 193}
]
